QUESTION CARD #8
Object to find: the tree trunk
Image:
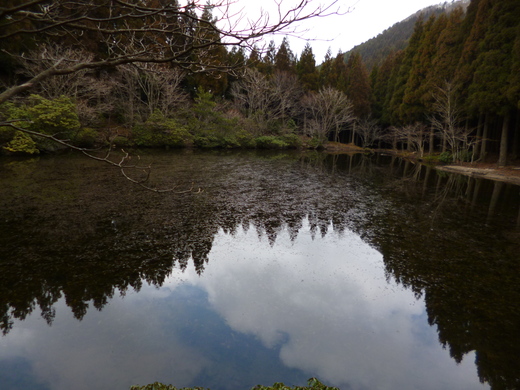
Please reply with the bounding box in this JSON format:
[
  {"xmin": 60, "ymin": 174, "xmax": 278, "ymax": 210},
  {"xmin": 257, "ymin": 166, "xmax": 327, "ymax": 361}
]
[
  {"xmin": 480, "ymin": 113, "xmax": 489, "ymax": 161},
  {"xmin": 429, "ymin": 124, "xmax": 435, "ymax": 154},
  {"xmin": 512, "ymin": 109, "xmax": 520, "ymax": 160},
  {"xmin": 473, "ymin": 113, "xmax": 484, "ymax": 160},
  {"xmin": 498, "ymin": 112, "xmax": 510, "ymax": 167}
]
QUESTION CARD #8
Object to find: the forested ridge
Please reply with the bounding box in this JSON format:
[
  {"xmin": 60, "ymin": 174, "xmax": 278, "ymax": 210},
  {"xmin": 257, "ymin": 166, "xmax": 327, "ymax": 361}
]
[
  {"xmin": 1, "ymin": 0, "xmax": 519, "ymax": 168},
  {"xmin": 343, "ymin": 0, "xmax": 470, "ymax": 71}
]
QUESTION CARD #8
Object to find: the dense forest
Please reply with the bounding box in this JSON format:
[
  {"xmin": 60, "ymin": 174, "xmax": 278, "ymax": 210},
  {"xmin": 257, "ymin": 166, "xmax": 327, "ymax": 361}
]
[
  {"xmin": 1, "ymin": 0, "xmax": 519, "ymax": 167},
  {"xmin": 343, "ymin": 0, "xmax": 470, "ymax": 70}
]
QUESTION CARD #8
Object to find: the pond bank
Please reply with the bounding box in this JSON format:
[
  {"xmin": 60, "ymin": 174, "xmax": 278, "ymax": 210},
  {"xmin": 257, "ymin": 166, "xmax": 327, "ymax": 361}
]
[
  {"xmin": 436, "ymin": 164, "xmax": 520, "ymax": 186},
  {"xmin": 324, "ymin": 144, "xmax": 520, "ymax": 187}
]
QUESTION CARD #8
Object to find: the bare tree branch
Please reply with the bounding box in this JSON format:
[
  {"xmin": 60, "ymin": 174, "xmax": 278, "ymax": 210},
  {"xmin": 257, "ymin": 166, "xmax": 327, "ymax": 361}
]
[{"xmin": 1, "ymin": 0, "xmax": 343, "ymax": 104}]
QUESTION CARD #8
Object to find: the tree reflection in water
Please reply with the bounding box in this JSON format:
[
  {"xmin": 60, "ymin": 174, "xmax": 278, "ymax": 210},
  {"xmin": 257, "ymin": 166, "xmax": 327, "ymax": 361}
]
[{"xmin": 0, "ymin": 150, "xmax": 519, "ymax": 389}]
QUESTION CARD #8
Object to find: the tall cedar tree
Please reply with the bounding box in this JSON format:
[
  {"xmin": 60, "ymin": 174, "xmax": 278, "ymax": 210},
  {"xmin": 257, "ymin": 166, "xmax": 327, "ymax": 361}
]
[
  {"xmin": 400, "ymin": 15, "xmax": 442, "ymax": 122},
  {"xmin": 258, "ymin": 40, "xmax": 277, "ymax": 75},
  {"xmin": 454, "ymin": 0, "xmax": 493, "ymax": 114},
  {"xmin": 371, "ymin": 50, "xmax": 400, "ymax": 127},
  {"xmin": 429, "ymin": 6, "xmax": 466, "ymax": 89},
  {"xmin": 297, "ymin": 43, "xmax": 319, "ymax": 91},
  {"xmin": 274, "ymin": 37, "xmax": 297, "ymax": 74},
  {"xmin": 319, "ymin": 48, "xmax": 334, "ymax": 87},
  {"xmin": 389, "ymin": 16, "xmax": 425, "ymax": 124},
  {"xmin": 467, "ymin": 0, "xmax": 520, "ymax": 165},
  {"xmin": 185, "ymin": 5, "xmax": 229, "ymax": 96},
  {"xmin": 379, "ymin": 50, "xmax": 405, "ymax": 127},
  {"xmin": 247, "ymin": 47, "xmax": 262, "ymax": 68},
  {"xmin": 345, "ymin": 52, "xmax": 372, "ymax": 118},
  {"xmin": 328, "ymin": 52, "xmax": 348, "ymax": 92}
]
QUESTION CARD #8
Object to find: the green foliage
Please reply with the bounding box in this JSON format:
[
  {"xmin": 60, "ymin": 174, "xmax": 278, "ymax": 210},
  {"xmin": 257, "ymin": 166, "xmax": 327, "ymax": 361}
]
[
  {"xmin": 130, "ymin": 378, "xmax": 338, "ymax": 390},
  {"xmin": 193, "ymin": 135, "xmax": 239, "ymax": 149},
  {"xmin": 439, "ymin": 151, "xmax": 453, "ymax": 163},
  {"xmin": 73, "ymin": 128, "xmax": 102, "ymax": 148},
  {"xmin": 454, "ymin": 149, "xmax": 473, "ymax": 162},
  {"xmin": 2, "ymin": 95, "xmax": 80, "ymax": 152},
  {"xmin": 254, "ymin": 135, "xmax": 300, "ymax": 149},
  {"xmin": 187, "ymin": 88, "xmax": 259, "ymax": 148},
  {"xmin": 16, "ymin": 95, "xmax": 80, "ymax": 136},
  {"xmin": 297, "ymin": 43, "xmax": 319, "ymax": 91},
  {"xmin": 130, "ymin": 383, "xmax": 207, "ymax": 390},
  {"xmin": 307, "ymin": 136, "xmax": 325, "ymax": 149},
  {"xmin": 3, "ymin": 131, "xmax": 39, "ymax": 155},
  {"xmin": 193, "ymin": 130, "xmax": 256, "ymax": 149},
  {"xmin": 133, "ymin": 109, "xmax": 192, "ymax": 148},
  {"xmin": 421, "ymin": 154, "xmax": 440, "ymax": 164}
]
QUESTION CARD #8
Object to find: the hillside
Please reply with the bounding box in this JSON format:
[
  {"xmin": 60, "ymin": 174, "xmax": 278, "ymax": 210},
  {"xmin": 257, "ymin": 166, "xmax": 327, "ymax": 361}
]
[{"xmin": 344, "ymin": 0, "xmax": 470, "ymax": 70}]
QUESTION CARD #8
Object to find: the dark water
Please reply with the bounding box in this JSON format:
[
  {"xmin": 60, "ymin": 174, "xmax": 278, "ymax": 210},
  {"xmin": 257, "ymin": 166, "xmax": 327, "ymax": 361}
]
[{"xmin": 0, "ymin": 150, "xmax": 519, "ymax": 390}]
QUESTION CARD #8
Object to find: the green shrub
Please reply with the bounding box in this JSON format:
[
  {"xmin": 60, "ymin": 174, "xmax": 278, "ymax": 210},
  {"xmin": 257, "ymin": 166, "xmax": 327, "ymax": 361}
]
[
  {"xmin": 454, "ymin": 149, "xmax": 473, "ymax": 162},
  {"xmin": 422, "ymin": 154, "xmax": 440, "ymax": 164},
  {"xmin": 130, "ymin": 383, "xmax": 207, "ymax": 390},
  {"xmin": 255, "ymin": 136, "xmax": 290, "ymax": 149},
  {"xmin": 73, "ymin": 128, "xmax": 102, "ymax": 148},
  {"xmin": 2, "ymin": 95, "xmax": 80, "ymax": 152},
  {"xmin": 439, "ymin": 151, "xmax": 453, "ymax": 163},
  {"xmin": 279, "ymin": 133, "xmax": 302, "ymax": 148},
  {"xmin": 193, "ymin": 135, "xmax": 221, "ymax": 148},
  {"xmin": 133, "ymin": 110, "xmax": 192, "ymax": 148},
  {"xmin": 3, "ymin": 131, "xmax": 39, "ymax": 155},
  {"xmin": 111, "ymin": 135, "xmax": 131, "ymax": 147},
  {"xmin": 235, "ymin": 131, "xmax": 256, "ymax": 148}
]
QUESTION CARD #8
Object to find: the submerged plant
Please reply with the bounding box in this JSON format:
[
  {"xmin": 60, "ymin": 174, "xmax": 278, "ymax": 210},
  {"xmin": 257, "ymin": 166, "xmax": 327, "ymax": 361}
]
[{"xmin": 130, "ymin": 378, "xmax": 339, "ymax": 390}]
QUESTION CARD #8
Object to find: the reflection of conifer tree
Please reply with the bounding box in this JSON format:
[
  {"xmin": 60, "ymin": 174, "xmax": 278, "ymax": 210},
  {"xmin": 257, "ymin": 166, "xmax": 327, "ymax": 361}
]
[{"xmin": 1, "ymin": 152, "xmax": 520, "ymax": 390}]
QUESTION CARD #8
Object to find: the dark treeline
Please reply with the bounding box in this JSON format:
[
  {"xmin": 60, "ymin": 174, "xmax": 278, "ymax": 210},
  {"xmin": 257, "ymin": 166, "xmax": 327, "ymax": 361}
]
[
  {"xmin": 1, "ymin": 0, "xmax": 519, "ymax": 166},
  {"xmin": 370, "ymin": 0, "xmax": 520, "ymax": 166}
]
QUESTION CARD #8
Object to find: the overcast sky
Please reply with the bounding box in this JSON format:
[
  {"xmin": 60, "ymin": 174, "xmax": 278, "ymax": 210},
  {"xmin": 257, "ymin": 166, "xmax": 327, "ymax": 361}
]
[{"xmin": 231, "ymin": 0, "xmax": 447, "ymax": 63}]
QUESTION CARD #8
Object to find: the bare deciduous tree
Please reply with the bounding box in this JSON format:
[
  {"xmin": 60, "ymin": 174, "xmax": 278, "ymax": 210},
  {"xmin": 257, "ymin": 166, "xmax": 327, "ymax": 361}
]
[
  {"xmin": 356, "ymin": 116, "xmax": 382, "ymax": 148},
  {"xmin": 17, "ymin": 44, "xmax": 116, "ymax": 126},
  {"xmin": 116, "ymin": 63, "xmax": 188, "ymax": 124},
  {"xmin": 0, "ymin": 0, "xmax": 342, "ymax": 105},
  {"xmin": 230, "ymin": 68, "xmax": 301, "ymax": 134},
  {"xmin": 269, "ymin": 70, "xmax": 303, "ymax": 127},
  {"xmin": 302, "ymin": 86, "xmax": 354, "ymax": 143},
  {"xmin": 231, "ymin": 68, "xmax": 274, "ymax": 132},
  {"xmin": 388, "ymin": 123, "xmax": 428, "ymax": 157},
  {"xmin": 0, "ymin": 0, "xmax": 343, "ymax": 189},
  {"xmin": 428, "ymin": 81, "xmax": 476, "ymax": 161}
]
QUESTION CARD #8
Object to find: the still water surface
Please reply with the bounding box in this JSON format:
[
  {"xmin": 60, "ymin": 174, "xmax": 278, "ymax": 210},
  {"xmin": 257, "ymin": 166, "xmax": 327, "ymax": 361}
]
[{"xmin": 0, "ymin": 150, "xmax": 519, "ymax": 390}]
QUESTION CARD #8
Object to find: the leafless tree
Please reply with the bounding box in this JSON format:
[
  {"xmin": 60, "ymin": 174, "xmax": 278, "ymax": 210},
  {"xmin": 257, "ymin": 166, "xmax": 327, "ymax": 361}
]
[
  {"xmin": 269, "ymin": 70, "xmax": 303, "ymax": 127},
  {"xmin": 356, "ymin": 116, "xmax": 383, "ymax": 148},
  {"xmin": 302, "ymin": 86, "xmax": 354, "ymax": 143},
  {"xmin": 388, "ymin": 123, "xmax": 428, "ymax": 157},
  {"xmin": 0, "ymin": 0, "xmax": 343, "ymax": 188},
  {"xmin": 17, "ymin": 44, "xmax": 116, "ymax": 126},
  {"xmin": 116, "ymin": 63, "xmax": 188, "ymax": 124},
  {"xmin": 428, "ymin": 81, "xmax": 476, "ymax": 161},
  {"xmin": 0, "ymin": 0, "xmax": 342, "ymax": 105},
  {"xmin": 230, "ymin": 68, "xmax": 301, "ymax": 134},
  {"xmin": 231, "ymin": 68, "xmax": 275, "ymax": 133}
]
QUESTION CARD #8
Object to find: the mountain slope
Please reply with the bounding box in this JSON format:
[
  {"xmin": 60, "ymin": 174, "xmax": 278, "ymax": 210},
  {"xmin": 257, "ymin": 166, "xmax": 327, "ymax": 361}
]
[{"xmin": 344, "ymin": 0, "xmax": 470, "ymax": 70}]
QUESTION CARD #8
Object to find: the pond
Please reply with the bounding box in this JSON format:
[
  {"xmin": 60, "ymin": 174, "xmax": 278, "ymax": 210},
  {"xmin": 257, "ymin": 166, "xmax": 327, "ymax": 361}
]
[{"xmin": 0, "ymin": 150, "xmax": 519, "ymax": 390}]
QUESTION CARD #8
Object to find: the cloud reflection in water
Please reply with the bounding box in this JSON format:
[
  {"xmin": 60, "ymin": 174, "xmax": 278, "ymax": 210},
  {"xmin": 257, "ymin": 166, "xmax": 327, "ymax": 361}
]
[
  {"xmin": 168, "ymin": 218, "xmax": 486, "ymax": 390},
  {"xmin": 0, "ymin": 219, "xmax": 487, "ymax": 390}
]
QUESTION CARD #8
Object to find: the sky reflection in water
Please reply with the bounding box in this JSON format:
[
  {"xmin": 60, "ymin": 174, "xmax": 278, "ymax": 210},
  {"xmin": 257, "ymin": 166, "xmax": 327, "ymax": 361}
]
[{"xmin": 1, "ymin": 219, "xmax": 486, "ymax": 390}]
